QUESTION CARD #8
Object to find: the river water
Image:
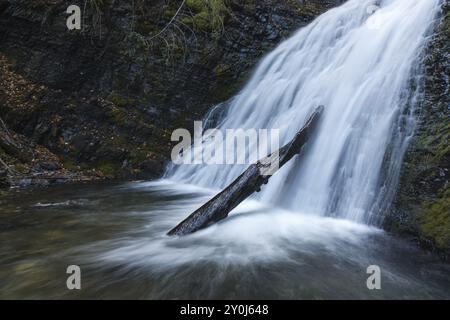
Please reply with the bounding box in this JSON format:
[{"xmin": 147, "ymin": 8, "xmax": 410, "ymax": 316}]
[{"xmin": 1, "ymin": 181, "xmax": 449, "ymax": 299}]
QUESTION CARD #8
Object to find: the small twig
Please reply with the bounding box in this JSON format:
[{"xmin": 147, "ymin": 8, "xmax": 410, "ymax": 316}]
[
  {"xmin": 0, "ymin": 156, "xmax": 15, "ymax": 175},
  {"xmin": 0, "ymin": 117, "xmax": 22, "ymax": 150},
  {"xmin": 0, "ymin": 116, "xmax": 11, "ymax": 137},
  {"xmin": 148, "ymin": 0, "xmax": 186, "ymax": 42},
  {"xmin": 172, "ymin": 23, "xmax": 188, "ymax": 63}
]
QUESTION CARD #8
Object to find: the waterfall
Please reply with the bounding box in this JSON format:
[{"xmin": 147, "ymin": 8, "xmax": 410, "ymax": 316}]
[{"xmin": 166, "ymin": 0, "xmax": 442, "ymax": 225}]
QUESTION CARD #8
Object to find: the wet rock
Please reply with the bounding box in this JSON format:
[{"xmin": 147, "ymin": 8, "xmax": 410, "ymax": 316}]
[
  {"xmin": 34, "ymin": 161, "xmax": 61, "ymax": 171},
  {"xmin": 388, "ymin": 2, "xmax": 450, "ymax": 259}
]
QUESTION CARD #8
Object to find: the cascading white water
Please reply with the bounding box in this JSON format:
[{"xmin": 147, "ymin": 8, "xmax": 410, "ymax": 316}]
[{"xmin": 167, "ymin": 0, "xmax": 442, "ymax": 225}]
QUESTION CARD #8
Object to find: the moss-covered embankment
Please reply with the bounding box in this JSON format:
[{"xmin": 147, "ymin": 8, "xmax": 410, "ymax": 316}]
[{"xmin": 387, "ymin": 1, "xmax": 450, "ymax": 258}]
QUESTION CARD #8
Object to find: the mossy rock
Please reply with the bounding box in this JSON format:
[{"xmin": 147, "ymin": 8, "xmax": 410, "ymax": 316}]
[
  {"xmin": 420, "ymin": 189, "xmax": 450, "ymax": 250},
  {"xmin": 14, "ymin": 163, "xmax": 30, "ymax": 174},
  {"xmin": 129, "ymin": 148, "xmax": 153, "ymax": 165},
  {"xmin": 97, "ymin": 163, "xmax": 119, "ymax": 178},
  {"xmin": 186, "ymin": 0, "xmax": 206, "ymax": 13},
  {"xmin": 61, "ymin": 158, "xmax": 81, "ymax": 171},
  {"xmin": 193, "ymin": 11, "xmax": 212, "ymax": 30},
  {"xmin": 163, "ymin": 9, "xmax": 177, "ymax": 19},
  {"xmin": 182, "ymin": 0, "xmax": 227, "ymax": 32}
]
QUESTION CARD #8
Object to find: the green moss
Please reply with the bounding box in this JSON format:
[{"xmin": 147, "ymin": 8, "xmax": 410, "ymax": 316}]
[
  {"xmin": 103, "ymin": 135, "xmax": 128, "ymax": 149},
  {"xmin": 163, "ymin": 9, "xmax": 176, "ymax": 18},
  {"xmin": 414, "ymin": 117, "xmax": 450, "ymax": 168},
  {"xmin": 211, "ymin": 0, "xmax": 228, "ymax": 27},
  {"xmin": 106, "ymin": 92, "xmax": 143, "ymax": 125},
  {"xmin": 109, "ymin": 107, "xmax": 127, "ymax": 124},
  {"xmin": 289, "ymin": 0, "xmax": 328, "ymax": 17},
  {"xmin": 434, "ymin": 123, "xmax": 450, "ymax": 162},
  {"xmin": 420, "ymin": 189, "xmax": 450, "ymax": 250},
  {"xmin": 129, "ymin": 148, "xmax": 153, "ymax": 165},
  {"xmin": 135, "ymin": 20, "xmax": 158, "ymax": 35},
  {"xmin": 14, "ymin": 163, "xmax": 29, "ymax": 174},
  {"xmin": 61, "ymin": 158, "xmax": 80, "ymax": 172},
  {"xmin": 107, "ymin": 91, "xmax": 130, "ymax": 107},
  {"xmin": 180, "ymin": 13, "xmax": 210, "ymax": 30},
  {"xmin": 186, "ymin": 0, "xmax": 206, "ymax": 13},
  {"xmin": 179, "ymin": 16, "xmax": 193, "ymax": 26},
  {"xmin": 212, "ymin": 72, "xmax": 248, "ymax": 103},
  {"xmin": 122, "ymin": 32, "xmax": 150, "ymax": 58},
  {"xmin": 182, "ymin": 0, "xmax": 227, "ymax": 32},
  {"xmin": 193, "ymin": 11, "xmax": 211, "ymax": 30},
  {"xmin": 97, "ymin": 163, "xmax": 118, "ymax": 178}
]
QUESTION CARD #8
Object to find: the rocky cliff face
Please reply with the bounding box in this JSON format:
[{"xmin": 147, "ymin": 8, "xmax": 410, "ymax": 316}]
[
  {"xmin": 0, "ymin": 0, "xmax": 343, "ymax": 188},
  {"xmin": 387, "ymin": 1, "xmax": 450, "ymax": 258}
]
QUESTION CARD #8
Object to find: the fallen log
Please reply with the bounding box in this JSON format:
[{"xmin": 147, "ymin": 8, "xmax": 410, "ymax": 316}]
[{"xmin": 167, "ymin": 106, "xmax": 324, "ymax": 236}]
